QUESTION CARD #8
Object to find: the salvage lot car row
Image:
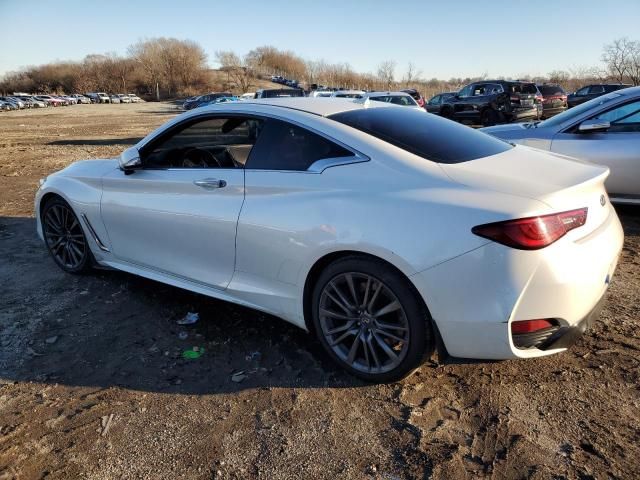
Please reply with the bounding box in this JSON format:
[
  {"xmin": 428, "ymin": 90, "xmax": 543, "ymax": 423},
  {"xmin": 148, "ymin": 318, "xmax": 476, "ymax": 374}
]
[{"xmin": 0, "ymin": 92, "xmax": 143, "ymax": 110}]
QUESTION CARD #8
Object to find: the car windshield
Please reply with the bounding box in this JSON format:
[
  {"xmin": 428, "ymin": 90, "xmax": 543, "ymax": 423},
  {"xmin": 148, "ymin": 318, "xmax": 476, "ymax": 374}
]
[
  {"xmin": 538, "ymin": 92, "xmax": 625, "ymax": 128},
  {"xmin": 329, "ymin": 107, "xmax": 512, "ymax": 164}
]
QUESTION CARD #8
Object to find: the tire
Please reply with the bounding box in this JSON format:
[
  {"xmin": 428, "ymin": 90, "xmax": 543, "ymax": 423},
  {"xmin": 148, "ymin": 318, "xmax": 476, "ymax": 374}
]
[
  {"xmin": 41, "ymin": 197, "xmax": 93, "ymax": 274},
  {"xmin": 311, "ymin": 256, "xmax": 433, "ymax": 382},
  {"xmin": 440, "ymin": 107, "xmax": 452, "ymax": 119},
  {"xmin": 481, "ymin": 108, "xmax": 498, "ymax": 127}
]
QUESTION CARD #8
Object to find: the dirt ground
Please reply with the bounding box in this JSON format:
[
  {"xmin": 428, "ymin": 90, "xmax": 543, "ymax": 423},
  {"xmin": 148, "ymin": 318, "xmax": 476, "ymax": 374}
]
[{"xmin": 0, "ymin": 103, "xmax": 639, "ymax": 480}]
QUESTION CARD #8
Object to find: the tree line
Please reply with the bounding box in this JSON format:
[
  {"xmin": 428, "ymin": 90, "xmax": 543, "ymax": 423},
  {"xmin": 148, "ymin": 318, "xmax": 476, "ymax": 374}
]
[{"xmin": 2, "ymin": 37, "xmax": 638, "ymax": 99}]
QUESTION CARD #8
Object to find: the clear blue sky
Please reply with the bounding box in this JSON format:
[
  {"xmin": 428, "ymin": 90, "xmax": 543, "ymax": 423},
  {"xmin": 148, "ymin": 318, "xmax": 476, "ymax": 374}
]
[{"xmin": 1, "ymin": 0, "xmax": 639, "ymax": 79}]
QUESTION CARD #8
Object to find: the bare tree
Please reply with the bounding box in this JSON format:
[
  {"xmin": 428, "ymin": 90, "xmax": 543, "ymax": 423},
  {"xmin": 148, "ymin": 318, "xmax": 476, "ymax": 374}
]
[
  {"xmin": 215, "ymin": 51, "xmax": 253, "ymax": 93},
  {"xmin": 377, "ymin": 60, "xmax": 396, "ymax": 90},
  {"xmin": 602, "ymin": 37, "xmax": 634, "ymax": 83},
  {"xmin": 402, "ymin": 62, "xmax": 422, "ymax": 86}
]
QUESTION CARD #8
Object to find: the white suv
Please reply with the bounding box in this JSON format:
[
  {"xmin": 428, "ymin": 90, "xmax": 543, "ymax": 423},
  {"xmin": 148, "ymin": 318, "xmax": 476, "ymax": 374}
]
[{"xmin": 356, "ymin": 91, "xmax": 423, "ymax": 110}]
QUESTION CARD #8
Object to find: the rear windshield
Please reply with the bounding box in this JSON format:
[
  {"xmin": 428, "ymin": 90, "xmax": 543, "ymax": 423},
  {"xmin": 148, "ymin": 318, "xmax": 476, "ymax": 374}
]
[
  {"xmin": 539, "ymin": 85, "xmax": 564, "ymax": 95},
  {"xmin": 329, "ymin": 107, "xmax": 512, "ymax": 164},
  {"xmin": 509, "ymin": 83, "xmax": 537, "ymax": 94}
]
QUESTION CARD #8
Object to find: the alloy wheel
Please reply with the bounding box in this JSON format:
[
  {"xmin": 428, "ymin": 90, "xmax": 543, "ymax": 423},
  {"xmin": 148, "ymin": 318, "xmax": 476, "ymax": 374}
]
[
  {"xmin": 318, "ymin": 272, "xmax": 410, "ymax": 374},
  {"xmin": 43, "ymin": 204, "xmax": 87, "ymax": 270}
]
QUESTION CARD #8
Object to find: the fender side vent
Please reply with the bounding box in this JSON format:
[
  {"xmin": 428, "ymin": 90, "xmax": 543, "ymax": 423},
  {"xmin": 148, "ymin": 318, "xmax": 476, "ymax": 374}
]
[{"xmin": 81, "ymin": 213, "xmax": 110, "ymax": 252}]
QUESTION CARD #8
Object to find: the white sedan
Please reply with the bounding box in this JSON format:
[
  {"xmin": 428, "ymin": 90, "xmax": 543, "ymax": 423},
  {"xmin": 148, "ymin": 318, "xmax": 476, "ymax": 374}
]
[{"xmin": 35, "ymin": 98, "xmax": 623, "ymax": 382}]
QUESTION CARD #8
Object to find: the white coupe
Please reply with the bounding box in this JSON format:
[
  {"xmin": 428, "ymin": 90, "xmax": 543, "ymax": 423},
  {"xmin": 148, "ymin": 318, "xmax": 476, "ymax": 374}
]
[{"xmin": 36, "ymin": 98, "xmax": 624, "ymax": 382}]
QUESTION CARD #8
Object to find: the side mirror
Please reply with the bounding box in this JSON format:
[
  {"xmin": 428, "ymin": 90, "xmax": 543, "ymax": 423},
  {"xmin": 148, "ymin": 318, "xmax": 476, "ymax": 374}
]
[
  {"xmin": 119, "ymin": 146, "xmax": 141, "ymax": 174},
  {"xmin": 578, "ymin": 119, "xmax": 610, "ymax": 133}
]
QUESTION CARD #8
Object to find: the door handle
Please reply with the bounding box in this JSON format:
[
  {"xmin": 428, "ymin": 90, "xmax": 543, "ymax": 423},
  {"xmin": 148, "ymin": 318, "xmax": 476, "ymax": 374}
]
[{"xmin": 194, "ymin": 178, "xmax": 227, "ymax": 190}]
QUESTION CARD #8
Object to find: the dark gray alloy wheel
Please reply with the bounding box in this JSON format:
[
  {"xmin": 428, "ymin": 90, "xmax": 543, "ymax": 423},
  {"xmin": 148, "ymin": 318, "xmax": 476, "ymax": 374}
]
[
  {"xmin": 312, "ymin": 257, "xmax": 432, "ymax": 382},
  {"xmin": 42, "ymin": 198, "xmax": 91, "ymax": 273}
]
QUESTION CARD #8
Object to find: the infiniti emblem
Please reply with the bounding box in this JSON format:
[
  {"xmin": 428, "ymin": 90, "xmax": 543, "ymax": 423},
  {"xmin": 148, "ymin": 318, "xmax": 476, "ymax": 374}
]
[{"xmin": 600, "ymin": 195, "xmax": 606, "ymax": 206}]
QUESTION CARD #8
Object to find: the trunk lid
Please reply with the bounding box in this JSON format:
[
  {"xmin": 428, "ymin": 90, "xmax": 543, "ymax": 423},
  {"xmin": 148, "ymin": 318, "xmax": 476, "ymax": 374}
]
[{"xmin": 439, "ymin": 145, "xmax": 612, "ymax": 235}]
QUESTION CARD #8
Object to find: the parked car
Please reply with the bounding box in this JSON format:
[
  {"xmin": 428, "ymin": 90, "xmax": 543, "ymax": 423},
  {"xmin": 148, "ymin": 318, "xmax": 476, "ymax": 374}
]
[
  {"xmin": 127, "ymin": 94, "xmax": 142, "ymax": 103},
  {"xmin": 440, "ymin": 80, "xmax": 540, "ymax": 126},
  {"xmin": 425, "ymin": 92, "xmax": 456, "ymax": 114},
  {"xmin": 330, "ymin": 90, "xmax": 365, "ymax": 99},
  {"xmin": 567, "ymin": 84, "xmax": 631, "ymax": 108},
  {"xmin": 0, "ymin": 97, "xmax": 25, "ymax": 109},
  {"xmin": 254, "ymin": 88, "xmax": 305, "ymax": 99},
  {"xmin": 12, "ymin": 96, "xmax": 36, "ymax": 108},
  {"xmin": 239, "ymin": 92, "xmax": 256, "ymax": 100},
  {"xmin": 36, "ymin": 98, "xmax": 623, "ymax": 382},
  {"xmin": 86, "ymin": 92, "xmax": 111, "ymax": 103},
  {"xmin": 401, "ymin": 89, "xmax": 425, "ymax": 108},
  {"xmin": 117, "ymin": 94, "xmax": 131, "ymax": 103},
  {"xmin": 309, "ymin": 90, "xmax": 333, "ymax": 98},
  {"xmin": 356, "ymin": 91, "xmax": 423, "ymax": 110},
  {"xmin": 482, "ymin": 86, "xmax": 640, "ymax": 204},
  {"xmin": 34, "ymin": 95, "xmax": 65, "ymax": 107},
  {"xmin": 110, "ymin": 95, "xmax": 121, "ymax": 104},
  {"xmin": 198, "ymin": 96, "xmax": 239, "ymax": 108},
  {"xmin": 0, "ymin": 100, "xmax": 16, "ymax": 111},
  {"xmin": 70, "ymin": 94, "xmax": 91, "ymax": 104},
  {"xmin": 536, "ymin": 84, "xmax": 568, "ymax": 118},
  {"xmin": 183, "ymin": 92, "xmax": 232, "ymax": 110}
]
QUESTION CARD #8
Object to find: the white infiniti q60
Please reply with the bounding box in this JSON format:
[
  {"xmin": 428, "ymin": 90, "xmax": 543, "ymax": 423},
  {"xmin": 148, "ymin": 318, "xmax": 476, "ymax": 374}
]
[{"xmin": 36, "ymin": 98, "xmax": 624, "ymax": 382}]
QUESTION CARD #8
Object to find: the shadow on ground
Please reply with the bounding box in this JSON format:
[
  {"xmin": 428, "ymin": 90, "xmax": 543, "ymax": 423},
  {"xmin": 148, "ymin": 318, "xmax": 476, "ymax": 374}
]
[
  {"xmin": 48, "ymin": 137, "xmax": 143, "ymax": 146},
  {"xmin": 1, "ymin": 206, "xmax": 638, "ymax": 396},
  {"xmin": 0, "ymin": 217, "xmax": 366, "ymax": 395}
]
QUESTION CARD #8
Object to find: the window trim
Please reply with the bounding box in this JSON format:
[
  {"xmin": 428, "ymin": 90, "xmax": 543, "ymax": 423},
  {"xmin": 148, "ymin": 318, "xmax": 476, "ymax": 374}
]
[
  {"xmin": 138, "ymin": 111, "xmax": 369, "ymax": 174},
  {"xmin": 561, "ymin": 97, "xmax": 640, "ymax": 134},
  {"xmin": 138, "ymin": 113, "xmax": 264, "ymax": 170}
]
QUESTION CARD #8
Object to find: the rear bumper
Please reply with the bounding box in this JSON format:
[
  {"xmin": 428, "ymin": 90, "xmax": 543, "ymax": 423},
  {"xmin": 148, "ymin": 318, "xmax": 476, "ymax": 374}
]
[
  {"xmin": 410, "ymin": 207, "xmax": 623, "ymax": 360},
  {"xmin": 542, "ymin": 105, "xmax": 567, "ymax": 117},
  {"xmin": 507, "ymin": 108, "xmax": 538, "ymax": 121}
]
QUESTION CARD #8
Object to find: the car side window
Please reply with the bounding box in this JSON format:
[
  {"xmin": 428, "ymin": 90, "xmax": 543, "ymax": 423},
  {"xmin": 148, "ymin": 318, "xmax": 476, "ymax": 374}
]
[
  {"xmin": 430, "ymin": 95, "xmax": 441, "ymax": 105},
  {"xmin": 588, "ymin": 86, "xmax": 605, "ymax": 94},
  {"xmin": 141, "ymin": 116, "xmax": 264, "ymax": 169},
  {"xmin": 486, "ymin": 84, "xmax": 504, "ymax": 95},
  {"xmin": 246, "ymin": 118, "xmax": 354, "ymax": 171},
  {"xmin": 576, "ymin": 87, "xmax": 590, "ymax": 96},
  {"xmin": 472, "ymin": 84, "xmax": 487, "ymax": 96},
  {"xmin": 458, "ymin": 85, "xmax": 473, "ymax": 98},
  {"xmin": 592, "ymin": 100, "xmax": 640, "ymax": 133}
]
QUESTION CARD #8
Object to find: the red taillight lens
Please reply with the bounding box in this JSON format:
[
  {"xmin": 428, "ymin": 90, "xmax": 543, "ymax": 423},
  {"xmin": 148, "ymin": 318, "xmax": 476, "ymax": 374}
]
[
  {"xmin": 511, "ymin": 319, "xmax": 554, "ymax": 335},
  {"xmin": 472, "ymin": 208, "xmax": 588, "ymax": 250}
]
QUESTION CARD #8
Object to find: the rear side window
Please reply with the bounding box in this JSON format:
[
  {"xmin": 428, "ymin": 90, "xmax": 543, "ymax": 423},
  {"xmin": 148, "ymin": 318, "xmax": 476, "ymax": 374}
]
[
  {"xmin": 246, "ymin": 119, "xmax": 354, "ymax": 171},
  {"xmin": 329, "ymin": 107, "xmax": 512, "ymax": 164}
]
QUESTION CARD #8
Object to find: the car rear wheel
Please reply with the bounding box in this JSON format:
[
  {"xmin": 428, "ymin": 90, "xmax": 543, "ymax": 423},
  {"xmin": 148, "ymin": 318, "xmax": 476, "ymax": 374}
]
[
  {"xmin": 42, "ymin": 197, "xmax": 92, "ymax": 274},
  {"xmin": 312, "ymin": 256, "xmax": 433, "ymax": 382},
  {"xmin": 481, "ymin": 108, "xmax": 498, "ymax": 126}
]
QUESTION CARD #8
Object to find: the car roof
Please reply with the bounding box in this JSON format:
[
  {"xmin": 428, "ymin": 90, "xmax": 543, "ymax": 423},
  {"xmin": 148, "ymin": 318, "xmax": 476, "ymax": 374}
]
[{"xmin": 195, "ymin": 97, "xmax": 390, "ymax": 117}]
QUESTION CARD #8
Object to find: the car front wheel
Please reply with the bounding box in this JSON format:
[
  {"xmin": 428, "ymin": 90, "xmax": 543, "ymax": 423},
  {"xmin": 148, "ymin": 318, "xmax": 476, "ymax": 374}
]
[
  {"xmin": 312, "ymin": 256, "xmax": 433, "ymax": 382},
  {"xmin": 41, "ymin": 197, "xmax": 92, "ymax": 273}
]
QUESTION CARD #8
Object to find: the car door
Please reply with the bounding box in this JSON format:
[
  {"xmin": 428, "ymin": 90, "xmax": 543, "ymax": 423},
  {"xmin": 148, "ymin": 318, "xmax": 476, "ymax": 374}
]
[
  {"xmin": 100, "ymin": 114, "xmax": 263, "ymax": 289},
  {"xmin": 551, "ymin": 99, "xmax": 640, "ymax": 198},
  {"xmin": 452, "ymin": 84, "xmax": 474, "ymax": 120},
  {"xmin": 234, "ymin": 117, "xmax": 361, "ymax": 317},
  {"xmin": 426, "ymin": 95, "xmax": 441, "ymax": 114}
]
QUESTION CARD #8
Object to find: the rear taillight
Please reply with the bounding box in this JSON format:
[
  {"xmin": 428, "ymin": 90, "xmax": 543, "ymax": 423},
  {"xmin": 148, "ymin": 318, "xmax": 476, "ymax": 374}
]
[
  {"xmin": 472, "ymin": 208, "xmax": 588, "ymax": 250},
  {"xmin": 511, "ymin": 319, "xmax": 554, "ymax": 335}
]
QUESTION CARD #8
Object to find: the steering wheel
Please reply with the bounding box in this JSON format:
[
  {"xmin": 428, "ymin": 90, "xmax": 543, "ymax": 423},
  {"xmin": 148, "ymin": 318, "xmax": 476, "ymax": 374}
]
[{"xmin": 182, "ymin": 148, "xmax": 221, "ymax": 168}]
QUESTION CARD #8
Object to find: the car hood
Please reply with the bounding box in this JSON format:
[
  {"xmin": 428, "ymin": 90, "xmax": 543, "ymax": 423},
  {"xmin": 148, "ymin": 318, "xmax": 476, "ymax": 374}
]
[
  {"xmin": 55, "ymin": 159, "xmax": 120, "ymax": 179},
  {"xmin": 439, "ymin": 145, "xmax": 608, "ymax": 207}
]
